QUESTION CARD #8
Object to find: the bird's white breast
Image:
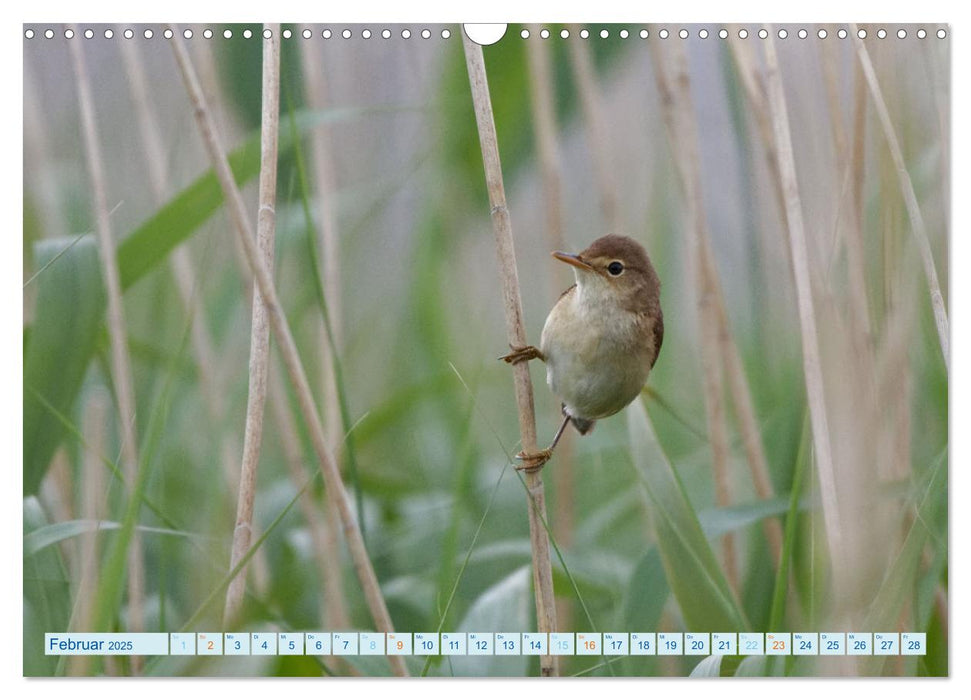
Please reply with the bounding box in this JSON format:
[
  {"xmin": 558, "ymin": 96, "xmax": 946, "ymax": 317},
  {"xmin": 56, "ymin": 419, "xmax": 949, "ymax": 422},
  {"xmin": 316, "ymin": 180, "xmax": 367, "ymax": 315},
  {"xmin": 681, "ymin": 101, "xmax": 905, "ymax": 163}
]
[{"xmin": 540, "ymin": 280, "xmax": 654, "ymax": 421}]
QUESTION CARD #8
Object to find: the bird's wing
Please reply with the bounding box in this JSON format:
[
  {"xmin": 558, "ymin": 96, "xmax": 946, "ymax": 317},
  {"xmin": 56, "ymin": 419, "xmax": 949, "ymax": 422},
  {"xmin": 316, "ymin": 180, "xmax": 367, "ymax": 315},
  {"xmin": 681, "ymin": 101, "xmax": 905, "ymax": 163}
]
[{"xmin": 651, "ymin": 311, "xmax": 664, "ymax": 368}]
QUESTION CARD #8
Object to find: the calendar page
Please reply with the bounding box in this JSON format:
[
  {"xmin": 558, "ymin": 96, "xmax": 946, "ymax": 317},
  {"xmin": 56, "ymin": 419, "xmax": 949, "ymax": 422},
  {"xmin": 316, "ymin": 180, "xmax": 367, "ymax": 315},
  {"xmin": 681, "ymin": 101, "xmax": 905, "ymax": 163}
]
[{"xmin": 22, "ymin": 16, "xmax": 949, "ymax": 680}]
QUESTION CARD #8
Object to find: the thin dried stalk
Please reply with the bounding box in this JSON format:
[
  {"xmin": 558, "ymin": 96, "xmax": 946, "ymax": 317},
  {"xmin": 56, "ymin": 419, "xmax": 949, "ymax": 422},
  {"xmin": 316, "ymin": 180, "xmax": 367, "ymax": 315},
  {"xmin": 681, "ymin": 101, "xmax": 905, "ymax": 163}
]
[
  {"xmin": 298, "ymin": 33, "xmax": 351, "ymax": 631},
  {"xmin": 526, "ymin": 29, "xmax": 566, "ymax": 255},
  {"xmin": 68, "ymin": 391, "xmax": 108, "ymax": 676},
  {"xmin": 463, "ymin": 34, "xmax": 558, "ymax": 677},
  {"xmin": 268, "ymin": 362, "xmax": 350, "ymax": 637},
  {"xmin": 761, "ymin": 31, "xmax": 845, "ymax": 586},
  {"xmin": 726, "ymin": 35, "xmax": 789, "ymax": 243},
  {"xmin": 845, "ymin": 58, "xmax": 874, "ymax": 340},
  {"xmin": 649, "ymin": 40, "xmax": 738, "ymax": 589},
  {"xmin": 223, "ymin": 24, "xmax": 280, "ymax": 627},
  {"xmin": 819, "ymin": 32, "xmax": 848, "ymax": 177},
  {"xmin": 168, "ymin": 26, "xmax": 408, "ymax": 677},
  {"xmin": 526, "ymin": 27, "xmax": 576, "ymax": 568},
  {"xmin": 68, "ymin": 31, "xmax": 146, "ymax": 654},
  {"xmin": 722, "ymin": 34, "xmax": 812, "ymax": 565},
  {"xmin": 567, "ymin": 26, "xmax": 622, "ymax": 234},
  {"xmin": 851, "ymin": 28, "xmax": 948, "ymax": 373},
  {"xmin": 119, "ymin": 33, "xmax": 272, "ymax": 603},
  {"xmin": 40, "ymin": 451, "xmax": 75, "ymax": 571}
]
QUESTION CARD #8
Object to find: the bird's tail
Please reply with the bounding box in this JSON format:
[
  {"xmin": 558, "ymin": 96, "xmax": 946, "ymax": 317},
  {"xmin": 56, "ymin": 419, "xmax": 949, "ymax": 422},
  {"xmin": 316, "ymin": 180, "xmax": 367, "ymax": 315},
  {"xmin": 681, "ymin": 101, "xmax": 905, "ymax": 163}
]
[{"xmin": 562, "ymin": 404, "xmax": 596, "ymax": 435}]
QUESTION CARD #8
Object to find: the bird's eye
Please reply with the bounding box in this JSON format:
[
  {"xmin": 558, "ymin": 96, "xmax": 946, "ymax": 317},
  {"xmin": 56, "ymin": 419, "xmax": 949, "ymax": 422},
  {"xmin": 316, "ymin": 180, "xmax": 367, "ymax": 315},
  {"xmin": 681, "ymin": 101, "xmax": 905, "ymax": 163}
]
[{"xmin": 607, "ymin": 261, "xmax": 624, "ymax": 276}]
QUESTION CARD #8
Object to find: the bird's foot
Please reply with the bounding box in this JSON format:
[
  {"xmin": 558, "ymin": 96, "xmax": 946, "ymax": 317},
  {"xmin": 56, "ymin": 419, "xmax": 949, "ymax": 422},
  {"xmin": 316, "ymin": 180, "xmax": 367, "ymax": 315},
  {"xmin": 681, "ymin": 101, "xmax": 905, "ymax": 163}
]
[
  {"xmin": 514, "ymin": 448, "xmax": 553, "ymax": 471},
  {"xmin": 499, "ymin": 344, "xmax": 545, "ymax": 364}
]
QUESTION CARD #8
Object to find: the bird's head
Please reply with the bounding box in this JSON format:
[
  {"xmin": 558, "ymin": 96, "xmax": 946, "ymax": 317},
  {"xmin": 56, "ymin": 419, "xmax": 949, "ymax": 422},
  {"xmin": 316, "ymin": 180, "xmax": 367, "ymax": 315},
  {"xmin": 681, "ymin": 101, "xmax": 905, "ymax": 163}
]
[{"xmin": 552, "ymin": 234, "xmax": 661, "ymax": 314}]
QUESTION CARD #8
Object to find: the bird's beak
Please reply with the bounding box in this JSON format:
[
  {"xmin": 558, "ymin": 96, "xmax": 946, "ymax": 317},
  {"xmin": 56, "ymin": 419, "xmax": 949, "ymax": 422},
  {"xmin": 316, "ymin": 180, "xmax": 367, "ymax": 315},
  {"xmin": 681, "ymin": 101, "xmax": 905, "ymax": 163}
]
[{"xmin": 552, "ymin": 251, "xmax": 594, "ymax": 272}]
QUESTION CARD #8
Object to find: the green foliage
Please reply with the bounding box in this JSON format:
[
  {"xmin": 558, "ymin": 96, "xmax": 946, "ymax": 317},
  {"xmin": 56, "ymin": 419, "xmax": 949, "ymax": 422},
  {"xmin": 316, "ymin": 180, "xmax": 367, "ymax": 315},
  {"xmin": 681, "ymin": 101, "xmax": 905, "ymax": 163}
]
[
  {"xmin": 627, "ymin": 399, "xmax": 749, "ymax": 633},
  {"xmin": 23, "ymin": 238, "xmax": 105, "ymax": 495}
]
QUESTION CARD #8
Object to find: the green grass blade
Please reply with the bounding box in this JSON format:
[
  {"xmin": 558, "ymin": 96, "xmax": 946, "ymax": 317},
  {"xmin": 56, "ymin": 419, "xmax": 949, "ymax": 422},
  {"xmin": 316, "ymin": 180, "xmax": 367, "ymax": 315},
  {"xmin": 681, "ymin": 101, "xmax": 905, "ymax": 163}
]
[
  {"xmin": 26, "ymin": 386, "xmax": 185, "ymax": 532},
  {"xmin": 623, "ymin": 548, "xmax": 670, "ymax": 632},
  {"xmin": 117, "ymin": 108, "xmax": 380, "ymax": 291},
  {"xmin": 24, "ymin": 520, "xmax": 208, "ymax": 556},
  {"xmin": 420, "ymin": 459, "xmax": 511, "ymax": 677},
  {"xmin": 23, "ymin": 497, "xmax": 73, "ymax": 676},
  {"xmin": 91, "ymin": 312, "xmax": 193, "ymax": 633},
  {"xmin": 23, "ymin": 238, "xmax": 105, "ymax": 495},
  {"xmin": 627, "ymin": 398, "xmax": 749, "ymax": 632},
  {"xmin": 768, "ymin": 411, "xmax": 810, "ymax": 632},
  {"xmin": 689, "ymin": 654, "xmax": 724, "ymax": 677},
  {"xmin": 283, "ymin": 90, "xmax": 365, "ymax": 539}
]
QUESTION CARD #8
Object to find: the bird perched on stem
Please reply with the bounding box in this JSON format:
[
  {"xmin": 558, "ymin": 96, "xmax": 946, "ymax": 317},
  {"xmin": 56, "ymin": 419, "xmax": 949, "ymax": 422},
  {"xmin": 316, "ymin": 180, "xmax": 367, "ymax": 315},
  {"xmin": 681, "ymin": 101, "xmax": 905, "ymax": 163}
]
[{"xmin": 501, "ymin": 234, "xmax": 663, "ymax": 470}]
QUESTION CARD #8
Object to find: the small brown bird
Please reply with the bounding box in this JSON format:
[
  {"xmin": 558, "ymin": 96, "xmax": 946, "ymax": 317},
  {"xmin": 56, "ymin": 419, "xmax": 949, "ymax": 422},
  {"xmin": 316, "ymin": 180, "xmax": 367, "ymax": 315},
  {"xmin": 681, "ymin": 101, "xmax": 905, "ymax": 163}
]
[{"xmin": 502, "ymin": 234, "xmax": 663, "ymax": 469}]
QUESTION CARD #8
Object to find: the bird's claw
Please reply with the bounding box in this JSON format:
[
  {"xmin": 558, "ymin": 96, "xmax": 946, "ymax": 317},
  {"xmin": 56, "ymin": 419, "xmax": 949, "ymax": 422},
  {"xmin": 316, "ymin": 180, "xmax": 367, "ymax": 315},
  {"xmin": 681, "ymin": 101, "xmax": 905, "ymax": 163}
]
[
  {"xmin": 499, "ymin": 344, "xmax": 543, "ymax": 364},
  {"xmin": 514, "ymin": 448, "xmax": 553, "ymax": 471}
]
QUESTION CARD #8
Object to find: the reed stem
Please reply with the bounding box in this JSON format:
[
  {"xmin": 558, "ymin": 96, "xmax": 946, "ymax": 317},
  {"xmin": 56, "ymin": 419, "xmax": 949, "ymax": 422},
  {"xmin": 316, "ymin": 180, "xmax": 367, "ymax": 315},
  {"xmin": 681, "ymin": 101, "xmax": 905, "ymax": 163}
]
[
  {"xmin": 68, "ymin": 30, "xmax": 146, "ymax": 663},
  {"xmin": 649, "ymin": 39, "xmax": 738, "ymax": 589},
  {"xmin": 567, "ymin": 26, "xmax": 622, "ymax": 234},
  {"xmin": 463, "ymin": 32, "xmax": 559, "ymax": 677},
  {"xmin": 298, "ymin": 31, "xmax": 352, "ymax": 631},
  {"xmin": 761, "ymin": 30, "xmax": 846, "ymax": 588},
  {"xmin": 222, "ymin": 24, "xmax": 280, "ymax": 628},
  {"xmin": 851, "ymin": 27, "xmax": 949, "ymax": 373},
  {"xmin": 68, "ymin": 391, "xmax": 108, "ymax": 676},
  {"xmin": 525, "ymin": 28, "xmax": 577, "ymax": 615}
]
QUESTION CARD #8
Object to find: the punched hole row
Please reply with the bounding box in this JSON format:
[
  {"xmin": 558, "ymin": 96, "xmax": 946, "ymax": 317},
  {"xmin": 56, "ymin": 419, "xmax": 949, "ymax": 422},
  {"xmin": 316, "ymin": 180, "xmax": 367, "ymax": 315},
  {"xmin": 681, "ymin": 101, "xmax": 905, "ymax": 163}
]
[
  {"xmin": 521, "ymin": 27, "xmax": 947, "ymax": 40},
  {"xmin": 24, "ymin": 26, "xmax": 948, "ymax": 42},
  {"xmin": 24, "ymin": 27, "xmax": 453, "ymax": 40}
]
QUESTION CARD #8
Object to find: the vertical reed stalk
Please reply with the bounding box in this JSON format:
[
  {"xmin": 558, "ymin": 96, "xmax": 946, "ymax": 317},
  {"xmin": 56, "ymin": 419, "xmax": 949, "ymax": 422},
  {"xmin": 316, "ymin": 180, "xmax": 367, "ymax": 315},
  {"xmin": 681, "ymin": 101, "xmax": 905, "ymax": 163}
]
[
  {"xmin": 726, "ymin": 35, "xmax": 789, "ymax": 248},
  {"xmin": 525, "ymin": 28, "xmax": 577, "ymax": 611},
  {"xmin": 41, "ymin": 452, "xmax": 75, "ymax": 569},
  {"xmin": 851, "ymin": 27, "xmax": 949, "ymax": 373},
  {"xmin": 68, "ymin": 30, "xmax": 146, "ymax": 660},
  {"xmin": 463, "ymin": 33, "xmax": 558, "ymax": 677},
  {"xmin": 119, "ymin": 33, "xmax": 273, "ymax": 604},
  {"xmin": 848, "ymin": 58, "xmax": 872, "ymax": 339},
  {"xmin": 169, "ymin": 26, "xmax": 408, "ymax": 677},
  {"xmin": 68, "ymin": 391, "xmax": 108, "ymax": 676},
  {"xmin": 298, "ymin": 32, "xmax": 351, "ymax": 631},
  {"xmin": 723, "ymin": 36, "xmax": 821, "ymax": 564},
  {"xmin": 567, "ymin": 26, "xmax": 622, "ymax": 234},
  {"xmin": 820, "ymin": 35, "xmax": 848, "ymax": 175},
  {"xmin": 649, "ymin": 40, "xmax": 738, "ymax": 589},
  {"xmin": 761, "ymin": 30, "xmax": 846, "ymax": 588},
  {"xmin": 223, "ymin": 24, "xmax": 280, "ymax": 628},
  {"xmin": 526, "ymin": 29, "xmax": 566, "ymax": 255}
]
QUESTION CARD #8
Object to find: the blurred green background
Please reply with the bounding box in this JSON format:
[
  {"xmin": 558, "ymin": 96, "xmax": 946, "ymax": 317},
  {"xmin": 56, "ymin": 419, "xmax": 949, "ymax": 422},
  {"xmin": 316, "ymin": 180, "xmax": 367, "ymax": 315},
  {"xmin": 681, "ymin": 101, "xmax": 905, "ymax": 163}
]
[{"xmin": 23, "ymin": 23, "xmax": 948, "ymax": 677}]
